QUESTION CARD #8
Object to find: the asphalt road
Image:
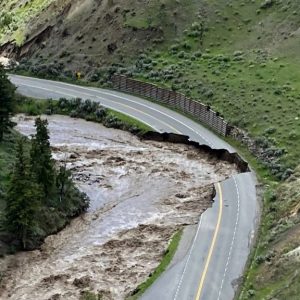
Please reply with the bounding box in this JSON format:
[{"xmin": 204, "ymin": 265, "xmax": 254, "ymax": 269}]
[{"xmin": 10, "ymin": 75, "xmax": 259, "ymax": 300}]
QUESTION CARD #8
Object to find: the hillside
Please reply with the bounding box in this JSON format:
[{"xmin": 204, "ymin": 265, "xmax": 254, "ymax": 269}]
[
  {"xmin": 1, "ymin": 0, "xmax": 300, "ymax": 299},
  {"xmin": 0, "ymin": 0, "xmax": 198, "ymax": 68}
]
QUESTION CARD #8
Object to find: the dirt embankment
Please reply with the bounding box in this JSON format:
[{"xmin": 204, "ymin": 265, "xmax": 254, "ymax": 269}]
[
  {"xmin": 0, "ymin": 0, "xmax": 172, "ymax": 70},
  {"xmin": 0, "ymin": 115, "xmax": 240, "ymax": 300}
]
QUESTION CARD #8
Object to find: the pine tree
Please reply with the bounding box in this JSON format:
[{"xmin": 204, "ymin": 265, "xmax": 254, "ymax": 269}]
[
  {"xmin": 56, "ymin": 164, "xmax": 72, "ymax": 203},
  {"xmin": 0, "ymin": 65, "xmax": 16, "ymax": 141},
  {"xmin": 30, "ymin": 118, "xmax": 55, "ymax": 200},
  {"xmin": 5, "ymin": 138, "xmax": 42, "ymax": 249}
]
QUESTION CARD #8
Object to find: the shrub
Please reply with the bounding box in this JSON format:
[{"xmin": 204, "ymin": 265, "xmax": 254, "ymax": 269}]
[
  {"xmin": 177, "ymin": 51, "xmax": 187, "ymax": 59},
  {"xmin": 274, "ymin": 89, "xmax": 282, "ymax": 95},
  {"xmin": 170, "ymin": 44, "xmax": 179, "ymax": 54},
  {"xmin": 246, "ymin": 289, "xmax": 256, "ymax": 297},
  {"xmin": 199, "ymin": 86, "xmax": 214, "ymax": 99},
  {"xmin": 254, "ymin": 136, "xmax": 270, "ymax": 149},
  {"xmin": 0, "ymin": 12, "xmax": 13, "ymax": 28},
  {"xmin": 215, "ymin": 54, "xmax": 230, "ymax": 62},
  {"xmin": 103, "ymin": 114, "xmax": 123, "ymax": 128},
  {"xmin": 25, "ymin": 104, "xmax": 40, "ymax": 116},
  {"xmin": 89, "ymin": 72, "xmax": 101, "ymax": 82},
  {"xmin": 255, "ymin": 255, "xmax": 266, "ymax": 265},
  {"xmin": 260, "ymin": 0, "xmax": 275, "ymax": 9},
  {"xmin": 233, "ymin": 50, "xmax": 244, "ymax": 57},
  {"xmin": 281, "ymin": 169, "xmax": 293, "ymax": 180},
  {"xmin": 95, "ymin": 107, "xmax": 108, "ymax": 120},
  {"xmin": 194, "ymin": 51, "xmax": 202, "ymax": 58},
  {"xmin": 264, "ymin": 127, "xmax": 276, "ymax": 135},
  {"xmin": 202, "ymin": 53, "xmax": 212, "ymax": 59}
]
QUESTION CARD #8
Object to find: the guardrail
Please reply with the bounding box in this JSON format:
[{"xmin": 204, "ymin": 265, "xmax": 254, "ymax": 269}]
[{"xmin": 111, "ymin": 75, "xmax": 231, "ymax": 136}]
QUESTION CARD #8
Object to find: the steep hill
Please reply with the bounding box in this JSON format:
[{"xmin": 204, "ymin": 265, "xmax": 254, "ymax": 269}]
[
  {"xmin": 1, "ymin": 1, "xmax": 299, "ymax": 71},
  {"xmin": 0, "ymin": 0, "xmax": 199, "ymax": 68},
  {"xmin": 1, "ymin": 0, "xmax": 300, "ymax": 299}
]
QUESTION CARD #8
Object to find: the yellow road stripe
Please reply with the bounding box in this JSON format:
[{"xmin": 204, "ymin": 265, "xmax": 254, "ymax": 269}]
[{"xmin": 195, "ymin": 182, "xmax": 223, "ymax": 300}]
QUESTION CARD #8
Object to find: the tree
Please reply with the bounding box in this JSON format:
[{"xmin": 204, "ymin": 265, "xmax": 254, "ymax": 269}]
[
  {"xmin": 56, "ymin": 164, "xmax": 72, "ymax": 203},
  {"xmin": 0, "ymin": 65, "xmax": 16, "ymax": 141},
  {"xmin": 5, "ymin": 138, "xmax": 42, "ymax": 249},
  {"xmin": 30, "ymin": 118, "xmax": 55, "ymax": 200}
]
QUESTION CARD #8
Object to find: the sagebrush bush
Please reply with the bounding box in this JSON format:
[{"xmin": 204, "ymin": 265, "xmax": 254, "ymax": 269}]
[{"xmin": 18, "ymin": 97, "xmax": 148, "ymax": 136}]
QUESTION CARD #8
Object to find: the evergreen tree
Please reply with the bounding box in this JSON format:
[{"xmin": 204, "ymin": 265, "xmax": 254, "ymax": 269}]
[
  {"xmin": 0, "ymin": 65, "xmax": 16, "ymax": 141},
  {"xmin": 5, "ymin": 138, "xmax": 42, "ymax": 249},
  {"xmin": 30, "ymin": 118, "xmax": 55, "ymax": 200},
  {"xmin": 56, "ymin": 164, "xmax": 72, "ymax": 203}
]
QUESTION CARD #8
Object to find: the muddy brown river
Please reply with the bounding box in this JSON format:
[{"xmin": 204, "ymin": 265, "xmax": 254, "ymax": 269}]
[{"xmin": 0, "ymin": 115, "xmax": 238, "ymax": 300}]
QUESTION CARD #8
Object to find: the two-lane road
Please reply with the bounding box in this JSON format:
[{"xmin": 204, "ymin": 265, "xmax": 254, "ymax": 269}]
[
  {"xmin": 142, "ymin": 173, "xmax": 257, "ymax": 300},
  {"xmin": 10, "ymin": 75, "xmax": 259, "ymax": 300}
]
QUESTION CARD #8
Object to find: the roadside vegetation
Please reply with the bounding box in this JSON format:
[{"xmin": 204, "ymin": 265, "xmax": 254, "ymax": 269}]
[
  {"xmin": 16, "ymin": 96, "xmax": 152, "ymax": 135},
  {"xmin": 227, "ymin": 138, "xmax": 300, "ymax": 299}
]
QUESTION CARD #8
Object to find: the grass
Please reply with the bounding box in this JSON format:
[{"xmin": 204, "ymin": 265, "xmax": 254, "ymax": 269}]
[
  {"xmin": 127, "ymin": 229, "xmax": 183, "ymax": 300},
  {"xmin": 117, "ymin": 0, "xmax": 300, "ymax": 176},
  {"xmin": 225, "ymin": 136, "xmax": 276, "ymax": 183},
  {"xmin": 226, "ymin": 140, "xmax": 300, "ymax": 300},
  {"xmin": 223, "ymin": 137, "xmax": 300, "ymax": 300},
  {"xmin": 0, "ymin": 0, "xmax": 54, "ymax": 44},
  {"xmin": 16, "ymin": 97, "xmax": 153, "ymax": 134},
  {"xmin": 123, "ymin": 0, "xmax": 197, "ymax": 35},
  {"xmin": 131, "ymin": 49, "xmax": 300, "ymax": 172},
  {"xmin": 16, "ymin": 97, "xmax": 51, "ymax": 115},
  {"xmin": 13, "ymin": 29, "xmax": 26, "ymax": 46},
  {"xmin": 107, "ymin": 109, "xmax": 153, "ymax": 134}
]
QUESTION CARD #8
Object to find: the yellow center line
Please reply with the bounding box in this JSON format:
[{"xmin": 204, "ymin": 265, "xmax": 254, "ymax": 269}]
[
  {"xmin": 195, "ymin": 182, "xmax": 223, "ymax": 300},
  {"xmin": 17, "ymin": 76, "xmax": 226, "ymax": 299},
  {"xmin": 17, "ymin": 82, "xmax": 181, "ymax": 134}
]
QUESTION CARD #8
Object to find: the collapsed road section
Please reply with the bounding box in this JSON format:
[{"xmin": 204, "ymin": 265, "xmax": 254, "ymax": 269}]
[{"xmin": 0, "ymin": 115, "xmax": 248, "ymax": 300}]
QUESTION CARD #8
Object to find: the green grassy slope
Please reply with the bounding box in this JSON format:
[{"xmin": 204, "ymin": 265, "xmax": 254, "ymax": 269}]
[
  {"xmin": 0, "ymin": 0, "xmax": 56, "ymax": 45},
  {"xmin": 240, "ymin": 166, "xmax": 300, "ymax": 300},
  {"xmin": 124, "ymin": 0, "xmax": 300, "ymax": 176},
  {"xmin": 1, "ymin": 0, "xmax": 202, "ymax": 70}
]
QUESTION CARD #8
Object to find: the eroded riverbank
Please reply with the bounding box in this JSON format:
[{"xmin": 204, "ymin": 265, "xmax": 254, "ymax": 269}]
[{"xmin": 1, "ymin": 115, "xmax": 239, "ymax": 300}]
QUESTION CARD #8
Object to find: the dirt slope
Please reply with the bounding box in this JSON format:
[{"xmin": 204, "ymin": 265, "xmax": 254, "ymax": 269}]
[
  {"xmin": 1, "ymin": 1, "xmax": 299, "ymax": 71},
  {"xmin": 0, "ymin": 0, "xmax": 199, "ymax": 71}
]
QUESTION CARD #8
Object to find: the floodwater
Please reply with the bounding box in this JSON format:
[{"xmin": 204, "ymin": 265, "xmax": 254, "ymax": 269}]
[{"xmin": 0, "ymin": 115, "xmax": 238, "ymax": 300}]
